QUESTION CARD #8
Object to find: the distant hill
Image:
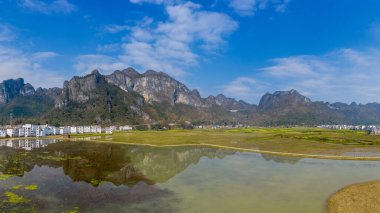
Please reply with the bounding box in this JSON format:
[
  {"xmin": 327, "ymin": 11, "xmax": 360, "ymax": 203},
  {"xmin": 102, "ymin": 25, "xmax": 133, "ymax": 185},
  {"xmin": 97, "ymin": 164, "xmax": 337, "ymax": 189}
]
[{"xmin": 1, "ymin": 67, "xmax": 380, "ymax": 126}]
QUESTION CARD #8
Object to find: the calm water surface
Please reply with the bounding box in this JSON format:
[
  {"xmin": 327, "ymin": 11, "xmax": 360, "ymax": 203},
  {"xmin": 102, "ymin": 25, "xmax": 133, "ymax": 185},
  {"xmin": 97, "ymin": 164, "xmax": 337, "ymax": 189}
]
[{"xmin": 0, "ymin": 139, "xmax": 380, "ymax": 212}]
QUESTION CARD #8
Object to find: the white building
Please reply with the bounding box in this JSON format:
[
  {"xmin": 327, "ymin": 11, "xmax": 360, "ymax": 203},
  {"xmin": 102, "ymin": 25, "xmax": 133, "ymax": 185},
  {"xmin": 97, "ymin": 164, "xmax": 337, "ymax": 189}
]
[
  {"xmin": 119, "ymin": 125, "xmax": 133, "ymax": 131},
  {"xmin": 105, "ymin": 126, "xmax": 117, "ymax": 134},
  {"xmin": 60, "ymin": 126, "xmax": 70, "ymax": 135},
  {"xmin": 45, "ymin": 126, "xmax": 54, "ymax": 136},
  {"xmin": 70, "ymin": 126, "xmax": 78, "ymax": 134},
  {"xmin": 91, "ymin": 126, "xmax": 102, "ymax": 133},
  {"xmin": 23, "ymin": 124, "xmax": 37, "ymax": 137},
  {"xmin": 18, "ymin": 127, "xmax": 25, "ymax": 137},
  {"xmin": 52, "ymin": 127, "xmax": 61, "ymax": 135},
  {"xmin": 0, "ymin": 129, "xmax": 6, "ymax": 138},
  {"xmin": 370, "ymin": 127, "xmax": 380, "ymax": 135},
  {"xmin": 77, "ymin": 126, "xmax": 84, "ymax": 134},
  {"xmin": 84, "ymin": 126, "xmax": 91, "ymax": 133},
  {"xmin": 36, "ymin": 127, "xmax": 46, "ymax": 137},
  {"xmin": 6, "ymin": 128, "xmax": 18, "ymax": 137}
]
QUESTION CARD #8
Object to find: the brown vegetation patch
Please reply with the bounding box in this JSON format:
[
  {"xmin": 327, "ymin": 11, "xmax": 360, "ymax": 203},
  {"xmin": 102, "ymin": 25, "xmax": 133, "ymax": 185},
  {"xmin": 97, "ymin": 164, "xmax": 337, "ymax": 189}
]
[{"xmin": 327, "ymin": 180, "xmax": 380, "ymax": 213}]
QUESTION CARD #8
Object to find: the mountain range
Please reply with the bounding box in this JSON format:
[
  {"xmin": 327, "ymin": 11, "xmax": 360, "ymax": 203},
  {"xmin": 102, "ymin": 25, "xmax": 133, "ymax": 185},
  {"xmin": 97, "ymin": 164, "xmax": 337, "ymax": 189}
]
[{"xmin": 1, "ymin": 67, "xmax": 380, "ymax": 126}]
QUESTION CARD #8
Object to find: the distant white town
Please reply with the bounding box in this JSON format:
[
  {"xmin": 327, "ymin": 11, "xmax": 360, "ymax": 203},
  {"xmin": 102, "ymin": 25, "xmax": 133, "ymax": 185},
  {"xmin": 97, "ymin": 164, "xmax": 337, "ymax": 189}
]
[
  {"xmin": 0, "ymin": 124, "xmax": 133, "ymax": 138},
  {"xmin": 0, "ymin": 123, "xmax": 379, "ymax": 139},
  {"xmin": 318, "ymin": 125, "xmax": 380, "ymax": 135}
]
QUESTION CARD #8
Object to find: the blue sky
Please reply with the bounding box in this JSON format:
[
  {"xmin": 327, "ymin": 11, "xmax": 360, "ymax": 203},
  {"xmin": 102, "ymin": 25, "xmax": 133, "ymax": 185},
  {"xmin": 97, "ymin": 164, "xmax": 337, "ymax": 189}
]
[{"xmin": 0, "ymin": 0, "xmax": 380, "ymax": 104}]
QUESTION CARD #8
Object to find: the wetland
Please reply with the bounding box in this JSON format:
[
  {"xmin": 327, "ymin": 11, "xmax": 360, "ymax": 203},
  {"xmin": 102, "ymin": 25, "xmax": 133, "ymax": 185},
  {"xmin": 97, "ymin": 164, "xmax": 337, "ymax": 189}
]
[{"xmin": 1, "ymin": 128, "xmax": 380, "ymax": 212}]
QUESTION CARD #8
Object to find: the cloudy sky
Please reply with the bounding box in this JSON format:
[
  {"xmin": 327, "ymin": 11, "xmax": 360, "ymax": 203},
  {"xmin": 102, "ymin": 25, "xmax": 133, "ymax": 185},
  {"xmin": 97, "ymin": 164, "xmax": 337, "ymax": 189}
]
[{"xmin": 0, "ymin": 0, "xmax": 380, "ymax": 104}]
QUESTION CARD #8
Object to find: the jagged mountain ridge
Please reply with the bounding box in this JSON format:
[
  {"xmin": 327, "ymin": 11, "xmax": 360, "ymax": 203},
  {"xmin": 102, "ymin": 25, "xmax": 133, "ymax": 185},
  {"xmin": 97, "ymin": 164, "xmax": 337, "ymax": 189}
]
[
  {"xmin": 0, "ymin": 67, "xmax": 380, "ymax": 125},
  {"xmin": 0, "ymin": 78, "xmax": 35, "ymax": 104},
  {"xmin": 105, "ymin": 68, "xmax": 253, "ymax": 110}
]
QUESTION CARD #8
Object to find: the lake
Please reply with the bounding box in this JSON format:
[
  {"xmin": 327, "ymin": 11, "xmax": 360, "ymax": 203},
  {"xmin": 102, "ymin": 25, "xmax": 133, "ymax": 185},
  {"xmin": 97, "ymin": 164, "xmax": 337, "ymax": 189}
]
[{"xmin": 0, "ymin": 139, "xmax": 380, "ymax": 212}]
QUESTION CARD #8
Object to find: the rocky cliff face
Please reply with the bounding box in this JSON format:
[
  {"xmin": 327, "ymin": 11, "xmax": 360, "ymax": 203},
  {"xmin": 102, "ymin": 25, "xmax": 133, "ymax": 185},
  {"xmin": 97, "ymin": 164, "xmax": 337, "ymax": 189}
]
[
  {"xmin": 106, "ymin": 68, "xmax": 206, "ymax": 107},
  {"xmin": 205, "ymin": 94, "xmax": 255, "ymax": 111},
  {"xmin": 62, "ymin": 70, "xmax": 106, "ymax": 104},
  {"xmin": 0, "ymin": 78, "xmax": 35, "ymax": 104},
  {"xmin": 258, "ymin": 89, "xmax": 311, "ymax": 111},
  {"xmin": 105, "ymin": 68, "xmax": 254, "ymax": 109}
]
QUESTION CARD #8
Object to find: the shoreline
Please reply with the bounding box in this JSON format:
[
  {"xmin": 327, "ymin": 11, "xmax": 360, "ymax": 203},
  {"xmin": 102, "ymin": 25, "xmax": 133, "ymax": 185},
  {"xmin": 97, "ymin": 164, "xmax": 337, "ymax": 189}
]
[{"xmin": 84, "ymin": 139, "xmax": 380, "ymax": 161}]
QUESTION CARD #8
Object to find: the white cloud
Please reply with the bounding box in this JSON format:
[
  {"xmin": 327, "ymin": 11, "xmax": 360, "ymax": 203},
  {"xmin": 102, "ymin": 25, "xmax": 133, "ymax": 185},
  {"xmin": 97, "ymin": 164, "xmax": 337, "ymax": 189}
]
[
  {"xmin": 261, "ymin": 56, "xmax": 320, "ymax": 77},
  {"xmin": 130, "ymin": 0, "xmax": 178, "ymax": 4},
  {"xmin": 103, "ymin": 24, "xmax": 131, "ymax": 34},
  {"xmin": 0, "ymin": 45, "xmax": 65, "ymax": 88},
  {"xmin": 74, "ymin": 54, "xmax": 129, "ymax": 75},
  {"xmin": 0, "ymin": 23, "xmax": 64, "ymax": 88},
  {"xmin": 274, "ymin": 0, "xmax": 291, "ymax": 12},
  {"xmin": 224, "ymin": 48, "xmax": 380, "ymax": 104},
  {"xmin": 229, "ymin": 0, "xmax": 291, "ymax": 16},
  {"xmin": 222, "ymin": 77, "xmax": 258, "ymax": 100},
  {"xmin": 83, "ymin": 2, "xmax": 237, "ymax": 77},
  {"xmin": 158, "ymin": 2, "xmax": 238, "ymax": 48},
  {"xmin": 96, "ymin": 43, "xmax": 121, "ymax": 53},
  {"xmin": 0, "ymin": 24, "xmax": 15, "ymax": 42},
  {"xmin": 32, "ymin": 51, "xmax": 59, "ymax": 60},
  {"xmin": 121, "ymin": 2, "xmax": 237, "ymax": 76},
  {"xmin": 20, "ymin": 0, "xmax": 76, "ymax": 14}
]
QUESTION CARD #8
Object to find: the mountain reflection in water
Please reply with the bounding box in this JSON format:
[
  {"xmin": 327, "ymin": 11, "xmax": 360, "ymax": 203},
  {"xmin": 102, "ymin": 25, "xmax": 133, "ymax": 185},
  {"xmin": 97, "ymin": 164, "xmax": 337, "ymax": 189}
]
[
  {"xmin": 0, "ymin": 140, "xmax": 236, "ymax": 186},
  {"xmin": 0, "ymin": 140, "xmax": 238, "ymax": 212},
  {"xmin": 1, "ymin": 140, "xmax": 380, "ymax": 213}
]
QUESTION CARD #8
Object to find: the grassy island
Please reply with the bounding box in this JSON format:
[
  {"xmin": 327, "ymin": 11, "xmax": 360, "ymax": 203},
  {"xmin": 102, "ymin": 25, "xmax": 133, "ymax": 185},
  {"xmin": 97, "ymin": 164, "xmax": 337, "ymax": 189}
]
[
  {"xmin": 84, "ymin": 127, "xmax": 380, "ymax": 160},
  {"xmin": 327, "ymin": 180, "xmax": 380, "ymax": 213}
]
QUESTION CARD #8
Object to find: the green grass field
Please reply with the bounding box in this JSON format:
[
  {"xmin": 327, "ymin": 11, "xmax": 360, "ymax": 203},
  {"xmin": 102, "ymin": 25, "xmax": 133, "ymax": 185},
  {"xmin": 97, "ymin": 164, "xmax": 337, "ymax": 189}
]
[{"xmin": 88, "ymin": 128, "xmax": 380, "ymax": 158}]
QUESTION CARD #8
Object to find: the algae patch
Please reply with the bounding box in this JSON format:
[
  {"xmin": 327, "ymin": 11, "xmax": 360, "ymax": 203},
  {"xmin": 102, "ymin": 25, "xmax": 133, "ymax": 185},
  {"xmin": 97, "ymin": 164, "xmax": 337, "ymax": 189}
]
[
  {"xmin": 11, "ymin": 185, "xmax": 23, "ymax": 190},
  {"xmin": 0, "ymin": 174, "xmax": 13, "ymax": 181},
  {"xmin": 2, "ymin": 192, "xmax": 29, "ymax": 204},
  {"xmin": 24, "ymin": 185, "xmax": 38, "ymax": 190}
]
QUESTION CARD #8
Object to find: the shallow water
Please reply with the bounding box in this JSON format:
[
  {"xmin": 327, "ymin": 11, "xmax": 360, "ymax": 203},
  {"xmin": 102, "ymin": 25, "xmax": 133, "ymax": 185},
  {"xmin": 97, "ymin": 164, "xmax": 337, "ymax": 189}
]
[{"xmin": 0, "ymin": 140, "xmax": 380, "ymax": 212}]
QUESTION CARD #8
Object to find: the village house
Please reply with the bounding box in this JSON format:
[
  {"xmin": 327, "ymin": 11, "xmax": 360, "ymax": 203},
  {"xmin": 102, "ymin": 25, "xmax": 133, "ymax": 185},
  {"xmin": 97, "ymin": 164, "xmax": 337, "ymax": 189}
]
[
  {"xmin": 60, "ymin": 126, "xmax": 70, "ymax": 135},
  {"xmin": 70, "ymin": 126, "xmax": 78, "ymax": 134},
  {"xmin": 91, "ymin": 126, "xmax": 102, "ymax": 133},
  {"xmin": 77, "ymin": 126, "xmax": 84, "ymax": 134},
  {"xmin": 119, "ymin": 125, "xmax": 133, "ymax": 131},
  {"xmin": 105, "ymin": 126, "xmax": 117, "ymax": 134},
  {"xmin": 0, "ymin": 123, "xmax": 135, "ymax": 139},
  {"xmin": 36, "ymin": 126, "xmax": 46, "ymax": 138},
  {"xmin": 0, "ymin": 129, "xmax": 6, "ymax": 138},
  {"xmin": 52, "ymin": 127, "xmax": 60, "ymax": 135},
  {"xmin": 23, "ymin": 124, "xmax": 37, "ymax": 137},
  {"xmin": 369, "ymin": 127, "xmax": 380, "ymax": 135},
  {"xmin": 6, "ymin": 128, "xmax": 18, "ymax": 138},
  {"xmin": 18, "ymin": 127, "xmax": 25, "ymax": 137},
  {"xmin": 84, "ymin": 126, "xmax": 91, "ymax": 133}
]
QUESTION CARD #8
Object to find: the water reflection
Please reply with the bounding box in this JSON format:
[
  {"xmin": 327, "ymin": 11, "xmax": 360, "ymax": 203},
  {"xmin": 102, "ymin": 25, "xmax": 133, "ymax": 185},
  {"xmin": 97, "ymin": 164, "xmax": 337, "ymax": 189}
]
[
  {"xmin": 0, "ymin": 138, "xmax": 61, "ymax": 150},
  {"xmin": 0, "ymin": 141, "xmax": 236, "ymax": 186},
  {"xmin": 260, "ymin": 153, "xmax": 302, "ymax": 164},
  {"xmin": 1, "ymin": 141, "xmax": 380, "ymax": 212},
  {"xmin": 0, "ymin": 139, "xmax": 307, "ymax": 186},
  {"xmin": 0, "ymin": 141, "xmax": 237, "ymax": 212}
]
